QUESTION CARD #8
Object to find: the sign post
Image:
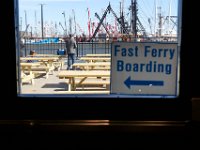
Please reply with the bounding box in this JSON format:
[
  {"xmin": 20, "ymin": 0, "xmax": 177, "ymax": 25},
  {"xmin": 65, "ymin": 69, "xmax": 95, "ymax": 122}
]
[{"xmin": 111, "ymin": 42, "xmax": 179, "ymax": 97}]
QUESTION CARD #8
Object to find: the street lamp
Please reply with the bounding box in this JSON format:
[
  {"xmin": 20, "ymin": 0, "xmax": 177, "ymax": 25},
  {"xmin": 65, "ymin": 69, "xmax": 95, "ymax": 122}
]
[
  {"xmin": 62, "ymin": 11, "xmax": 67, "ymax": 35},
  {"xmin": 40, "ymin": 4, "xmax": 45, "ymax": 39}
]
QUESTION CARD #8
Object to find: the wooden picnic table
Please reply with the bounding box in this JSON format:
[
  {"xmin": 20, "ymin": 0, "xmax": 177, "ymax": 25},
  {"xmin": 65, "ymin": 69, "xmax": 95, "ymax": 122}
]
[
  {"xmin": 80, "ymin": 57, "xmax": 111, "ymax": 63},
  {"xmin": 27, "ymin": 54, "xmax": 59, "ymax": 57},
  {"xmin": 57, "ymin": 70, "xmax": 110, "ymax": 91},
  {"xmin": 85, "ymin": 54, "xmax": 111, "ymax": 57},
  {"xmin": 20, "ymin": 62, "xmax": 41, "ymax": 71},
  {"xmin": 20, "ymin": 57, "xmax": 59, "ymax": 61},
  {"xmin": 72, "ymin": 62, "xmax": 110, "ymax": 70},
  {"xmin": 20, "ymin": 57, "xmax": 59, "ymax": 68},
  {"xmin": 20, "ymin": 57, "xmax": 60, "ymax": 78}
]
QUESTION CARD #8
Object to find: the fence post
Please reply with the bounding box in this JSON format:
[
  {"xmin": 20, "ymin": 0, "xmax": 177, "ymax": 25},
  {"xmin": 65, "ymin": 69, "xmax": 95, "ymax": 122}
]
[
  {"xmin": 24, "ymin": 38, "xmax": 27, "ymax": 56},
  {"xmin": 77, "ymin": 42, "xmax": 79, "ymax": 58},
  {"xmin": 92, "ymin": 40, "xmax": 94, "ymax": 54},
  {"xmin": 105, "ymin": 38, "xmax": 106, "ymax": 54}
]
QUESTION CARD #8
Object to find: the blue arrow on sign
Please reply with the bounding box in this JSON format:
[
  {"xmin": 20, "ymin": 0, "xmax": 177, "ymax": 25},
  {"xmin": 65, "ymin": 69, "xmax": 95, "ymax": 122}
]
[{"xmin": 124, "ymin": 76, "xmax": 164, "ymax": 89}]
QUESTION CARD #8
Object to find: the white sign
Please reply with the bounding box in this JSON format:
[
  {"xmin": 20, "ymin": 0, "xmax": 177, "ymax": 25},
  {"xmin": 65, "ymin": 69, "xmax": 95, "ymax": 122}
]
[{"xmin": 111, "ymin": 42, "xmax": 179, "ymax": 97}]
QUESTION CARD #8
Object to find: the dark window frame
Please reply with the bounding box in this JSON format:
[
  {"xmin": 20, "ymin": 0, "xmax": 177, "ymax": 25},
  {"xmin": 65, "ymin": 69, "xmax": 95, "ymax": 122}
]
[{"xmin": 0, "ymin": 0, "xmax": 193, "ymax": 121}]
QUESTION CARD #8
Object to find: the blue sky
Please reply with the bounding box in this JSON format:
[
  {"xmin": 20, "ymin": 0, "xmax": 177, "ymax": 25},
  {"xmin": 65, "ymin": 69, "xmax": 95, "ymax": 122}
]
[{"xmin": 19, "ymin": 0, "xmax": 178, "ymax": 36}]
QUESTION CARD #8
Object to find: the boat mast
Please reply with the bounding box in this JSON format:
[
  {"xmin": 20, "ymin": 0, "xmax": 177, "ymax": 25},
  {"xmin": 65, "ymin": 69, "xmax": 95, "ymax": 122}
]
[
  {"xmin": 158, "ymin": 6, "xmax": 163, "ymax": 37},
  {"xmin": 168, "ymin": 0, "xmax": 172, "ymax": 35},
  {"xmin": 130, "ymin": 0, "xmax": 146, "ymax": 38},
  {"xmin": 72, "ymin": 9, "xmax": 77, "ymax": 36},
  {"xmin": 154, "ymin": 0, "xmax": 157, "ymax": 37},
  {"xmin": 130, "ymin": 0, "xmax": 137, "ymax": 38}
]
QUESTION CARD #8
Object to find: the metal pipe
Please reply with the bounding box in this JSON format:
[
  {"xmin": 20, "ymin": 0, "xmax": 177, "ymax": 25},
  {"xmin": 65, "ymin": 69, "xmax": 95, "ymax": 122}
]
[
  {"xmin": 40, "ymin": 4, "xmax": 44, "ymax": 39},
  {"xmin": 24, "ymin": 10, "xmax": 27, "ymax": 37}
]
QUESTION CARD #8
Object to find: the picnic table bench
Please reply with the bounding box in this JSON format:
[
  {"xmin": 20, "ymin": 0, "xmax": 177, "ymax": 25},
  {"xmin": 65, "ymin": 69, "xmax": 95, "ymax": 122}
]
[{"xmin": 20, "ymin": 62, "xmax": 40, "ymax": 85}]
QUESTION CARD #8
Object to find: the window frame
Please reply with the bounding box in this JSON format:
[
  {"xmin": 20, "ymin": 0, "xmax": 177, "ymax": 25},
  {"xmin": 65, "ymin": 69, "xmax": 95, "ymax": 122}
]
[{"xmin": 1, "ymin": 0, "xmax": 191, "ymax": 121}]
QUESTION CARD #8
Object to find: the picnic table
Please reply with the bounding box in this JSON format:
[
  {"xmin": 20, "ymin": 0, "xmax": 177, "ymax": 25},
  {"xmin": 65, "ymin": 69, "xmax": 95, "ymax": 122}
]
[
  {"xmin": 85, "ymin": 54, "xmax": 111, "ymax": 57},
  {"xmin": 72, "ymin": 62, "xmax": 110, "ymax": 70},
  {"xmin": 80, "ymin": 57, "xmax": 111, "ymax": 63},
  {"xmin": 57, "ymin": 70, "xmax": 110, "ymax": 92},
  {"xmin": 20, "ymin": 57, "xmax": 60, "ymax": 78}
]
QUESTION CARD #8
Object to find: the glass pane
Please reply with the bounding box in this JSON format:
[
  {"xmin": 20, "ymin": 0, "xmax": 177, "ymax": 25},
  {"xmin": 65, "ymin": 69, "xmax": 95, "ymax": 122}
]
[{"xmin": 16, "ymin": 0, "xmax": 181, "ymax": 98}]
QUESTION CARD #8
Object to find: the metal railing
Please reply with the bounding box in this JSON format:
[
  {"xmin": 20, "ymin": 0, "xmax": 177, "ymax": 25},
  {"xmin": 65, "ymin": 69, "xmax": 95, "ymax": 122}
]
[
  {"xmin": 21, "ymin": 37, "xmax": 111, "ymax": 57},
  {"xmin": 21, "ymin": 36, "xmax": 177, "ymax": 57}
]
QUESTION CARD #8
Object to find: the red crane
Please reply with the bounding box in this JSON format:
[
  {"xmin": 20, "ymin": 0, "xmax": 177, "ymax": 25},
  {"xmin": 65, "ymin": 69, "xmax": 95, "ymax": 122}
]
[{"xmin": 87, "ymin": 7, "xmax": 91, "ymax": 38}]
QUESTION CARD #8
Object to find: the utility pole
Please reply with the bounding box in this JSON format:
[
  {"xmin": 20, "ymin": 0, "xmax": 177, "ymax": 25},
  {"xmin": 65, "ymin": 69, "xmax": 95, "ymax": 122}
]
[
  {"xmin": 40, "ymin": 4, "xmax": 45, "ymax": 39},
  {"xmin": 34, "ymin": 10, "xmax": 37, "ymax": 37}
]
